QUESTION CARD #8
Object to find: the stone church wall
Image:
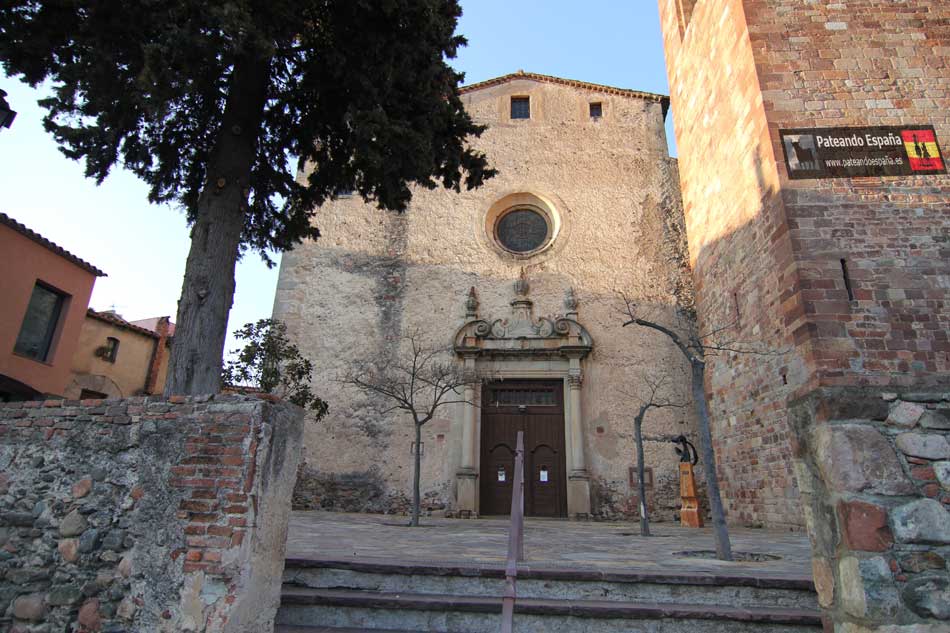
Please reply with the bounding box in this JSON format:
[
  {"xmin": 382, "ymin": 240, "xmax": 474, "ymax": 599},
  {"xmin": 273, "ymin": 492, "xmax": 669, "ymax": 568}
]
[
  {"xmin": 0, "ymin": 395, "xmax": 302, "ymax": 633},
  {"xmin": 274, "ymin": 77, "xmax": 700, "ymax": 521}
]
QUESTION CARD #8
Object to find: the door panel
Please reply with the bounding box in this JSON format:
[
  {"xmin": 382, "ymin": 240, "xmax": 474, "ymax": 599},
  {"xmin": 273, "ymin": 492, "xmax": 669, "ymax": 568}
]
[
  {"xmin": 482, "ymin": 442, "xmax": 514, "ymax": 516},
  {"xmin": 528, "ymin": 444, "xmax": 562, "ymax": 517},
  {"xmin": 480, "ymin": 380, "xmax": 566, "ymax": 517}
]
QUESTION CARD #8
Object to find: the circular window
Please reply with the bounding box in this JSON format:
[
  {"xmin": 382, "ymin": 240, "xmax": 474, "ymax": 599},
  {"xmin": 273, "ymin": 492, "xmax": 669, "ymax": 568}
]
[
  {"xmin": 482, "ymin": 192, "xmax": 564, "ymax": 259},
  {"xmin": 495, "ymin": 208, "xmax": 549, "ymax": 253}
]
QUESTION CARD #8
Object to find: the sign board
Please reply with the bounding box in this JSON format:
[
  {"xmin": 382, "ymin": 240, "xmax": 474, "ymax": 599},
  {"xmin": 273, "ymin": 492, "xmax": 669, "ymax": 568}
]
[{"xmin": 780, "ymin": 125, "xmax": 945, "ymax": 179}]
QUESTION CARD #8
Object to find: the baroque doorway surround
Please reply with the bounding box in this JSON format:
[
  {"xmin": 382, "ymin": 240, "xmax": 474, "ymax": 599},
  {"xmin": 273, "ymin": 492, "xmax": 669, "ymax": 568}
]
[{"xmin": 453, "ymin": 275, "xmax": 593, "ymax": 518}]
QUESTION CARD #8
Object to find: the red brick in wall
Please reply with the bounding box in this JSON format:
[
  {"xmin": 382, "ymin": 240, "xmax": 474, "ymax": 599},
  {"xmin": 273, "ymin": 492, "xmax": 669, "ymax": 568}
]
[
  {"xmin": 658, "ymin": 0, "xmax": 950, "ymax": 528},
  {"xmin": 660, "ymin": 0, "xmax": 805, "ymax": 529}
]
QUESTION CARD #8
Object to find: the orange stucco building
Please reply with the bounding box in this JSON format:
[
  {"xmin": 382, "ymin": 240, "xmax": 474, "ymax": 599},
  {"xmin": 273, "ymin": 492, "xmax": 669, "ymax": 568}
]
[
  {"xmin": 66, "ymin": 309, "xmax": 173, "ymax": 399},
  {"xmin": 0, "ymin": 213, "xmax": 105, "ymax": 400}
]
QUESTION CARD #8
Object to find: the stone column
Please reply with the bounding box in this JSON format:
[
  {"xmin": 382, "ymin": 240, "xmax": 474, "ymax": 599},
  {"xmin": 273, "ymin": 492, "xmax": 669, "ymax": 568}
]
[
  {"xmin": 565, "ymin": 357, "xmax": 591, "ymax": 518},
  {"xmin": 455, "ymin": 354, "xmax": 479, "ymax": 518},
  {"xmin": 568, "ymin": 374, "xmax": 585, "ymax": 473}
]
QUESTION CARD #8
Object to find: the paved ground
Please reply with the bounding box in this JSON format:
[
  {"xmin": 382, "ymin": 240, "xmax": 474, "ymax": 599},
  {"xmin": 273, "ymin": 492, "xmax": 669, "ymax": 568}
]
[{"xmin": 285, "ymin": 512, "xmax": 814, "ymax": 582}]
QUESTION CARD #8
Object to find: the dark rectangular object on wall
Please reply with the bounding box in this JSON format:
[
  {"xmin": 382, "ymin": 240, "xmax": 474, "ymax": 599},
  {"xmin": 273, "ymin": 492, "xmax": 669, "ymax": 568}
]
[
  {"xmin": 629, "ymin": 466, "xmax": 653, "ymax": 489},
  {"xmin": 780, "ymin": 125, "xmax": 945, "ymax": 179}
]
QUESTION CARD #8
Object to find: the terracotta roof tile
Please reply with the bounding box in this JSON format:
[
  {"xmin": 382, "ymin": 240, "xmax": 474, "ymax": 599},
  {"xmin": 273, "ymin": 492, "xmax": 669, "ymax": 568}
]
[
  {"xmin": 459, "ymin": 71, "xmax": 670, "ymax": 117},
  {"xmin": 0, "ymin": 212, "xmax": 106, "ymax": 276},
  {"xmin": 87, "ymin": 309, "xmax": 161, "ymax": 339}
]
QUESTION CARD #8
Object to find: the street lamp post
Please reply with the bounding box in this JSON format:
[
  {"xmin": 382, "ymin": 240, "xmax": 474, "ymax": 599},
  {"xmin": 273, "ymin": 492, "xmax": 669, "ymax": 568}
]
[{"xmin": 0, "ymin": 89, "xmax": 17, "ymax": 131}]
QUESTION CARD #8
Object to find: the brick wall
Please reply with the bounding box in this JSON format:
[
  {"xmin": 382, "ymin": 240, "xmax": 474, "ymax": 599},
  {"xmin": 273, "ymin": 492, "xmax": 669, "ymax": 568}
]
[
  {"xmin": 659, "ymin": 0, "xmax": 804, "ymax": 529},
  {"xmin": 659, "ymin": 0, "xmax": 950, "ymax": 627},
  {"xmin": 746, "ymin": 0, "xmax": 950, "ymax": 386},
  {"xmin": 658, "ymin": 0, "xmax": 950, "ymax": 529},
  {"xmin": 0, "ymin": 395, "xmax": 303, "ymax": 633}
]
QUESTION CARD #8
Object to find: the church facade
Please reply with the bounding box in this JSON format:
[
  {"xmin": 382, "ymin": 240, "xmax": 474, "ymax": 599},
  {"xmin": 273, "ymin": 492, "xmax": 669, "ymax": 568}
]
[{"xmin": 273, "ymin": 72, "xmax": 773, "ymax": 522}]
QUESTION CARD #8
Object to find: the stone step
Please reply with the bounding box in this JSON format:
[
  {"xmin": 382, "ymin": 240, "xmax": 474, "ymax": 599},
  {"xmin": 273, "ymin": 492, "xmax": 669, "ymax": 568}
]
[
  {"xmin": 276, "ymin": 587, "xmax": 824, "ymax": 633},
  {"xmin": 283, "ymin": 558, "xmax": 819, "ymax": 611},
  {"xmin": 276, "ymin": 626, "xmax": 419, "ymax": 633}
]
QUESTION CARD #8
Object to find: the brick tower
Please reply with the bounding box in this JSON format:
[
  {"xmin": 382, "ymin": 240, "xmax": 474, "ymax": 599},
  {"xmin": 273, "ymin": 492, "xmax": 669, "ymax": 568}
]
[{"xmin": 659, "ymin": 1, "xmax": 949, "ymax": 629}]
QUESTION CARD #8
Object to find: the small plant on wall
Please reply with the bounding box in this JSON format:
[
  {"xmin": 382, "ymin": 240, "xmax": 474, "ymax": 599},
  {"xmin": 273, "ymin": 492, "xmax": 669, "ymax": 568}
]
[{"xmin": 221, "ymin": 318, "xmax": 328, "ymax": 417}]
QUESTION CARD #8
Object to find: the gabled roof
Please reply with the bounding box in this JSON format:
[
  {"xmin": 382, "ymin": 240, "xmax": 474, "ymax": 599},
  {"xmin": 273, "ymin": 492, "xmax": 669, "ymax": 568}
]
[
  {"xmin": 129, "ymin": 316, "xmax": 176, "ymax": 337},
  {"xmin": 87, "ymin": 309, "xmax": 161, "ymax": 339},
  {"xmin": 0, "ymin": 212, "xmax": 106, "ymax": 276},
  {"xmin": 460, "ymin": 70, "xmax": 670, "ymax": 117}
]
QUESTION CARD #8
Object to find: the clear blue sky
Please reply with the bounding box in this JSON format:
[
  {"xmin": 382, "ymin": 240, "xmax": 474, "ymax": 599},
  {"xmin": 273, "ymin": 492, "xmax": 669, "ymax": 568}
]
[{"xmin": 0, "ymin": 1, "xmax": 673, "ymax": 356}]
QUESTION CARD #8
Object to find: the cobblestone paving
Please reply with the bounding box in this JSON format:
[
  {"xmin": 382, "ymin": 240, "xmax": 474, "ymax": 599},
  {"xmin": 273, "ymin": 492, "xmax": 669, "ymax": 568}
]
[{"xmin": 286, "ymin": 512, "xmax": 814, "ymax": 582}]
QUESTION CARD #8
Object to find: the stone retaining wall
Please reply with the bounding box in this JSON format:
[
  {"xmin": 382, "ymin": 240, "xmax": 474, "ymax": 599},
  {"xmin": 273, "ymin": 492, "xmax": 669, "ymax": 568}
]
[
  {"xmin": 790, "ymin": 387, "xmax": 950, "ymax": 631},
  {"xmin": 0, "ymin": 394, "xmax": 303, "ymax": 633}
]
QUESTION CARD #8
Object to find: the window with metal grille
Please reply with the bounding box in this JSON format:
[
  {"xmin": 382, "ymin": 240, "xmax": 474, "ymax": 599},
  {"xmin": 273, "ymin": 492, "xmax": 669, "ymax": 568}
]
[
  {"xmin": 491, "ymin": 388, "xmax": 556, "ymax": 407},
  {"xmin": 105, "ymin": 337, "xmax": 119, "ymax": 363},
  {"xmin": 589, "ymin": 102, "xmax": 603, "ymax": 118},
  {"xmin": 495, "ymin": 208, "xmax": 548, "ymax": 253},
  {"xmin": 510, "ymin": 96, "xmax": 530, "ymax": 119}
]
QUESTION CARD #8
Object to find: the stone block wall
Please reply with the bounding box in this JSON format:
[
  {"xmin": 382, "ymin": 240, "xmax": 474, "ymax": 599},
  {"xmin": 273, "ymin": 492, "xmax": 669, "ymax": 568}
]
[
  {"xmin": 790, "ymin": 387, "xmax": 950, "ymax": 630},
  {"xmin": 745, "ymin": 0, "xmax": 950, "ymax": 386},
  {"xmin": 0, "ymin": 394, "xmax": 303, "ymax": 633},
  {"xmin": 658, "ymin": 0, "xmax": 950, "ymax": 530},
  {"xmin": 658, "ymin": 0, "xmax": 804, "ymax": 529}
]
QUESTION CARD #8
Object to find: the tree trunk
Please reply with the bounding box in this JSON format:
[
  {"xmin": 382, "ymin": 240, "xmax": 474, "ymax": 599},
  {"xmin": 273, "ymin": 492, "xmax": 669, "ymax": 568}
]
[
  {"xmin": 165, "ymin": 53, "xmax": 271, "ymax": 396},
  {"xmin": 691, "ymin": 360, "xmax": 733, "ymax": 560},
  {"xmin": 634, "ymin": 409, "xmax": 651, "ymax": 537},
  {"xmin": 411, "ymin": 423, "xmax": 422, "ymax": 527}
]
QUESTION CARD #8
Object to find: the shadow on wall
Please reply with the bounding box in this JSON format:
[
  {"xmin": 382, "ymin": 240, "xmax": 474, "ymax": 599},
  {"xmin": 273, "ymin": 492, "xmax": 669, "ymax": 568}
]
[
  {"xmin": 277, "ymin": 136, "xmax": 950, "ymax": 529},
  {"xmin": 690, "ymin": 123, "xmax": 950, "ymax": 527},
  {"xmin": 275, "ymin": 203, "xmax": 704, "ymax": 522}
]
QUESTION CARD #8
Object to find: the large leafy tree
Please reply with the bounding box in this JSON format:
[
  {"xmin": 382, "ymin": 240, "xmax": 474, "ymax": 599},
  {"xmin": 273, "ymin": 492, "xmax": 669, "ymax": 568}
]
[{"xmin": 0, "ymin": 1, "xmax": 493, "ymax": 395}]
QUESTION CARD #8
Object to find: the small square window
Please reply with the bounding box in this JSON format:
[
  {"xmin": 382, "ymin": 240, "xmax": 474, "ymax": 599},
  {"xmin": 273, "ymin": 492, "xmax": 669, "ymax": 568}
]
[
  {"xmin": 14, "ymin": 282, "xmax": 67, "ymax": 362},
  {"xmin": 102, "ymin": 337, "xmax": 120, "ymax": 363},
  {"xmin": 510, "ymin": 96, "xmax": 530, "ymax": 119},
  {"xmin": 589, "ymin": 102, "xmax": 603, "ymax": 118}
]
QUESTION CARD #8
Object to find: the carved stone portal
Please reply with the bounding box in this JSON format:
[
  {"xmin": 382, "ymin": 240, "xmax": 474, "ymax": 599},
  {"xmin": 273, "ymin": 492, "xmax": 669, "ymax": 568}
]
[
  {"xmin": 453, "ymin": 277, "xmax": 593, "ymax": 518},
  {"xmin": 453, "ymin": 282, "xmax": 593, "ymax": 360}
]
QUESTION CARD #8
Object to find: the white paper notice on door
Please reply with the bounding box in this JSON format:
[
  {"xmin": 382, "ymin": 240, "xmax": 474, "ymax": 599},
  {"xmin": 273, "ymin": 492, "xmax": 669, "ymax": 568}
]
[
  {"xmin": 540, "ymin": 467, "xmax": 549, "ymax": 482},
  {"xmin": 498, "ymin": 468, "xmax": 506, "ymax": 482}
]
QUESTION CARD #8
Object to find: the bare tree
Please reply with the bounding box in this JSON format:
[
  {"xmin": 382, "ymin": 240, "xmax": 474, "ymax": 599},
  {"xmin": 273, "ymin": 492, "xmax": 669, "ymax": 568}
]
[
  {"xmin": 624, "ymin": 371, "xmax": 688, "ymax": 537},
  {"xmin": 621, "ymin": 295, "xmax": 781, "ymax": 561},
  {"xmin": 341, "ymin": 332, "xmax": 478, "ymax": 527},
  {"xmin": 621, "ymin": 296, "xmax": 787, "ymax": 559}
]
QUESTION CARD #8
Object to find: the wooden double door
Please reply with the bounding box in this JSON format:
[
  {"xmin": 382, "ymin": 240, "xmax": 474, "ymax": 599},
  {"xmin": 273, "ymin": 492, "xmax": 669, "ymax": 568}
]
[{"xmin": 480, "ymin": 380, "xmax": 567, "ymax": 517}]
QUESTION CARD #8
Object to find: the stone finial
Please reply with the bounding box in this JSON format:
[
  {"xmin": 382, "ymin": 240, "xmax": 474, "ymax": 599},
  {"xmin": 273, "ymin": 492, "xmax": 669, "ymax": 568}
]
[
  {"xmin": 564, "ymin": 287, "xmax": 579, "ymax": 317},
  {"xmin": 514, "ymin": 269, "xmax": 529, "ymax": 297},
  {"xmin": 465, "ymin": 286, "xmax": 479, "ymax": 318}
]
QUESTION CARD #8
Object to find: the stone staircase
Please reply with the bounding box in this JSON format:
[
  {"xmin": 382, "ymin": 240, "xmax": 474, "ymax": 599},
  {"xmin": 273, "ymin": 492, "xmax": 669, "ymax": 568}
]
[{"xmin": 274, "ymin": 557, "xmax": 823, "ymax": 633}]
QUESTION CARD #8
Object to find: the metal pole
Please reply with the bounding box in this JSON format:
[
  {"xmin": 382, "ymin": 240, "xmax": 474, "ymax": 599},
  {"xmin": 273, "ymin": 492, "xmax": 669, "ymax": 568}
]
[{"xmin": 501, "ymin": 431, "xmax": 525, "ymax": 633}]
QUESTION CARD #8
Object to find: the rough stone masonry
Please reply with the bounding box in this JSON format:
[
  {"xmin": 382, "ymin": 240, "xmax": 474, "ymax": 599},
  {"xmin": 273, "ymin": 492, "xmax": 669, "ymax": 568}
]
[
  {"xmin": 0, "ymin": 394, "xmax": 303, "ymax": 633},
  {"xmin": 791, "ymin": 388, "xmax": 950, "ymax": 631}
]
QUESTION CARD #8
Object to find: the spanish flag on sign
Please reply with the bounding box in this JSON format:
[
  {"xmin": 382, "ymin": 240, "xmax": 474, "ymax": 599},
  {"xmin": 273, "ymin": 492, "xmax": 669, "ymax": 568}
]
[{"xmin": 901, "ymin": 129, "xmax": 944, "ymax": 172}]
